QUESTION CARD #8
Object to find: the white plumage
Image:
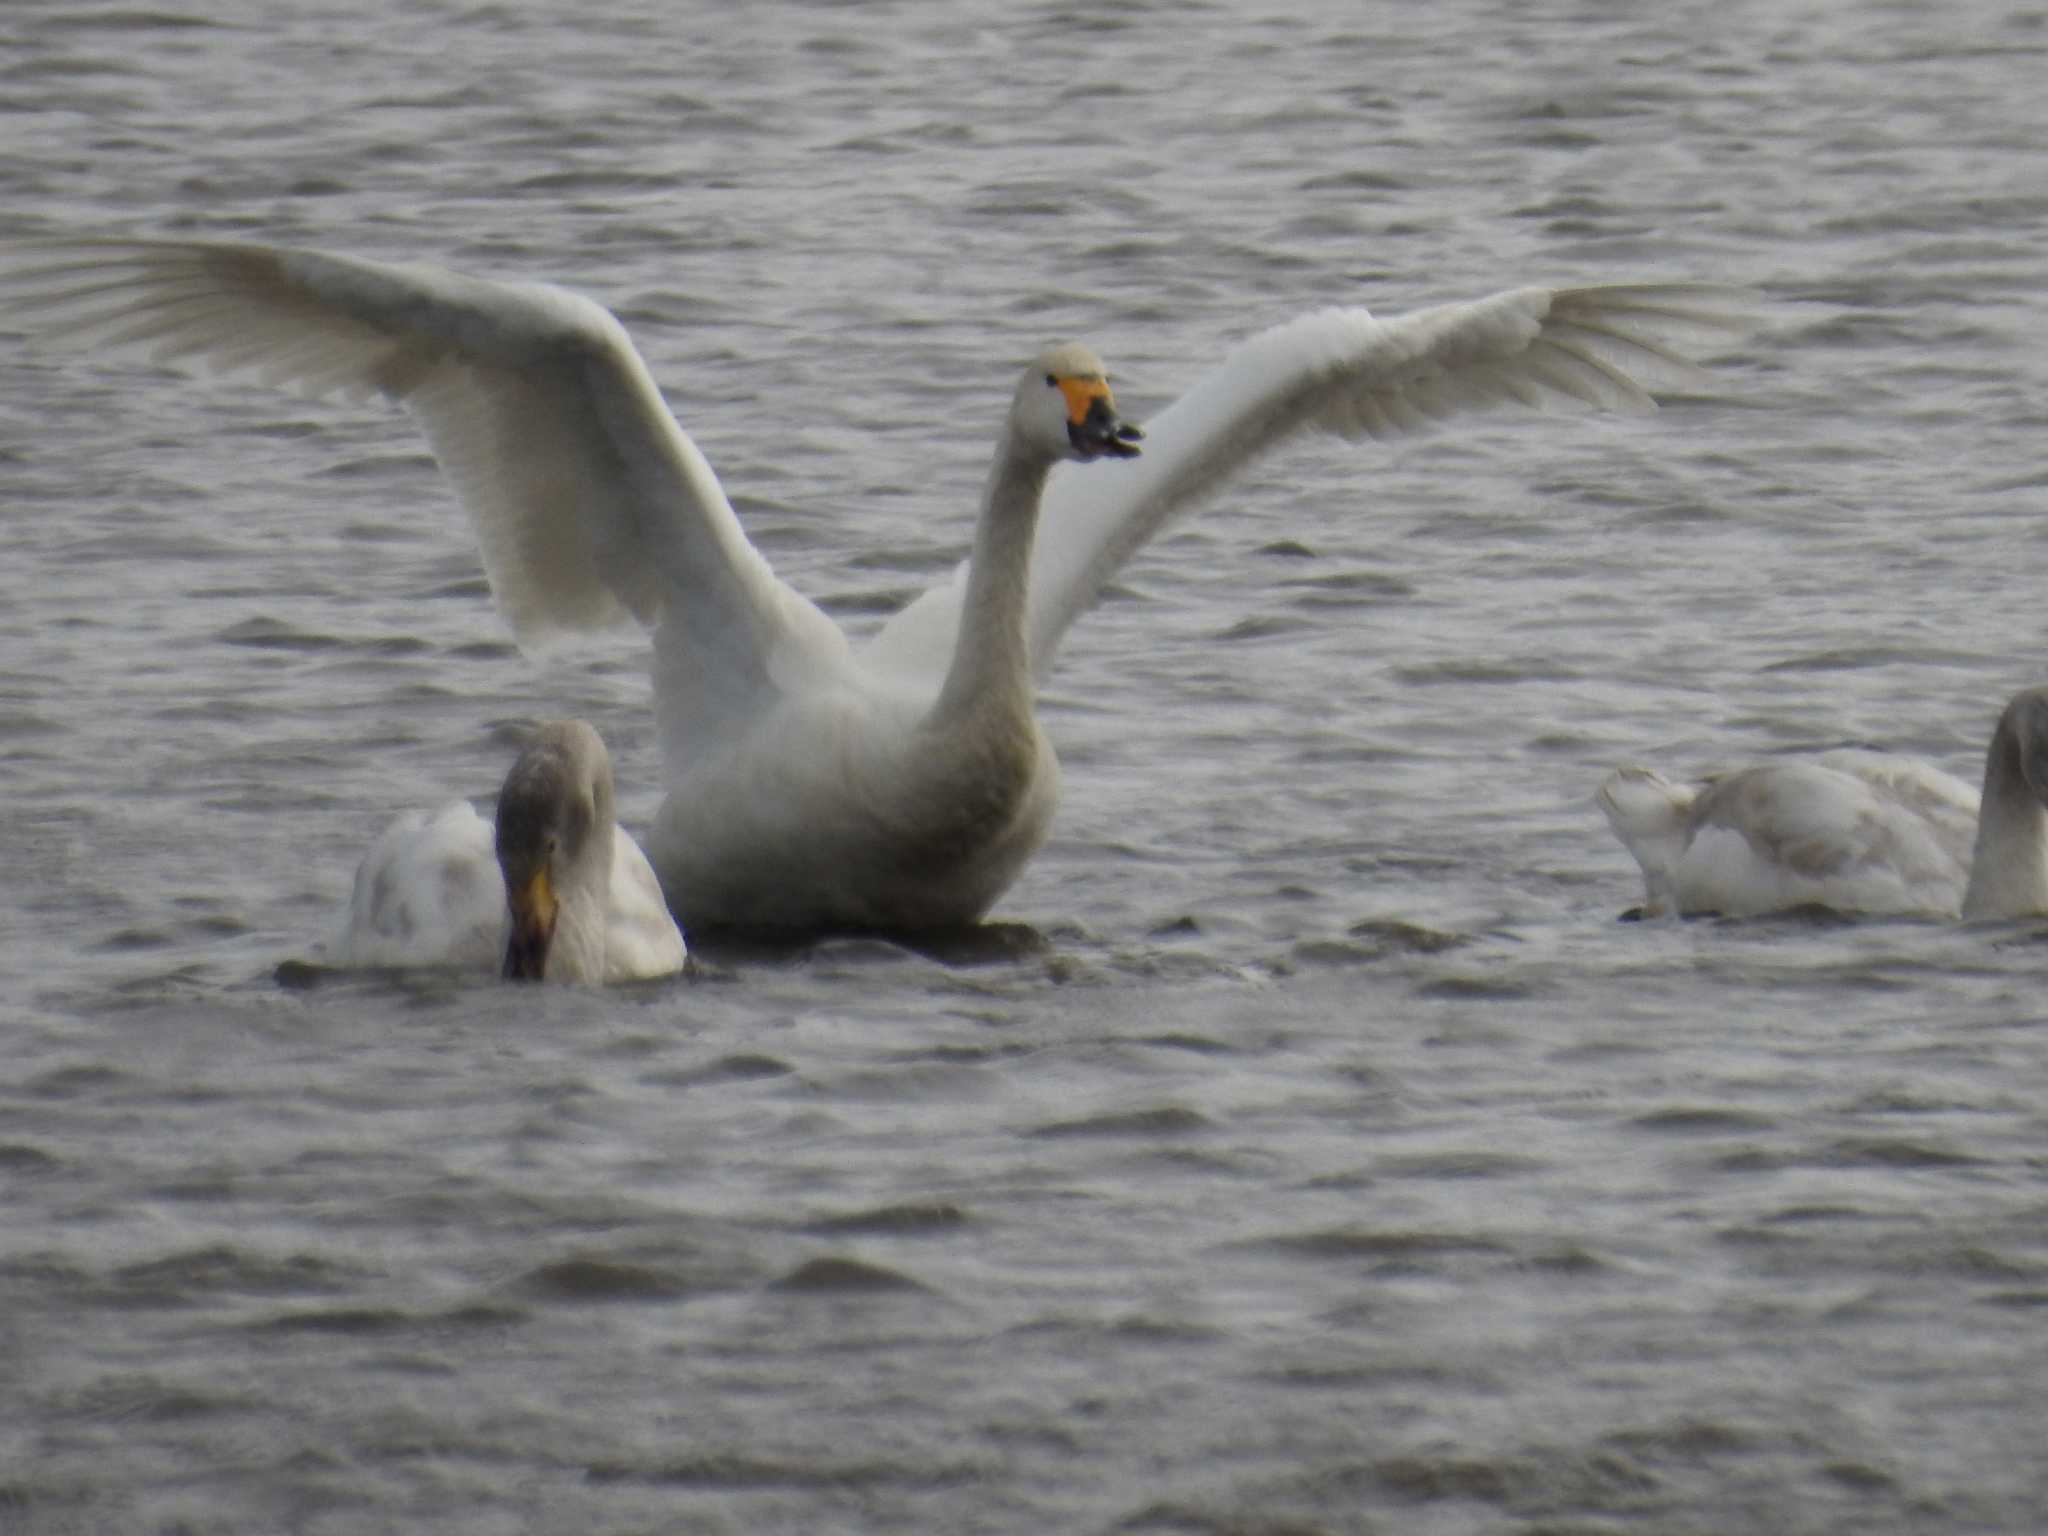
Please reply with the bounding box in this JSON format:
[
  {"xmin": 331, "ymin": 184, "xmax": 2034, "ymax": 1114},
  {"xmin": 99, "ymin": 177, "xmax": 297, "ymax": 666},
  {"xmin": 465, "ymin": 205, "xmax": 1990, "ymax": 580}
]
[
  {"xmin": 1, "ymin": 237, "xmax": 1749, "ymax": 932},
  {"xmin": 1600, "ymin": 688, "xmax": 2048, "ymax": 920}
]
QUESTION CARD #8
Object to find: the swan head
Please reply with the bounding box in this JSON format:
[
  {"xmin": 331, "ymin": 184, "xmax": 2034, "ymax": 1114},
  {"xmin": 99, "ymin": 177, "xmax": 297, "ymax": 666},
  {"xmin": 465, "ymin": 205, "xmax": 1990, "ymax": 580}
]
[
  {"xmin": 496, "ymin": 719, "xmax": 616, "ymax": 982},
  {"xmin": 1016, "ymin": 342, "xmax": 1143, "ymax": 464},
  {"xmin": 1998, "ymin": 686, "xmax": 2048, "ymax": 806}
]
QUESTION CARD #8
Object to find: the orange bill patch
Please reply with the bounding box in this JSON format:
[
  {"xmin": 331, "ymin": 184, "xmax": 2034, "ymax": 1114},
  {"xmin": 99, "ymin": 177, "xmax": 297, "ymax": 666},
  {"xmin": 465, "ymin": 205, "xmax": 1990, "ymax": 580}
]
[
  {"xmin": 1056, "ymin": 374, "xmax": 1113, "ymax": 426},
  {"xmin": 514, "ymin": 865, "xmax": 557, "ymax": 927}
]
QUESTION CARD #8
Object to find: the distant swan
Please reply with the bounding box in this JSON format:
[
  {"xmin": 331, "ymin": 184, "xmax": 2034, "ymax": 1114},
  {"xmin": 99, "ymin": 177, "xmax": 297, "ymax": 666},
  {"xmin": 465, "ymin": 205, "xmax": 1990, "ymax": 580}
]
[
  {"xmin": 0, "ymin": 237, "xmax": 1748, "ymax": 932},
  {"xmin": 1599, "ymin": 687, "xmax": 2048, "ymax": 919},
  {"xmin": 335, "ymin": 719, "xmax": 686, "ymax": 983}
]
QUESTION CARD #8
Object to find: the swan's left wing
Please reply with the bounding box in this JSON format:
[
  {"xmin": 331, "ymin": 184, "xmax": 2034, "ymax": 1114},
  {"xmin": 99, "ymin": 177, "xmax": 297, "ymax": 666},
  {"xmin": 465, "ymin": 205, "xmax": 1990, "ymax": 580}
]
[{"xmin": 863, "ymin": 284, "xmax": 1753, "ymax": 682}]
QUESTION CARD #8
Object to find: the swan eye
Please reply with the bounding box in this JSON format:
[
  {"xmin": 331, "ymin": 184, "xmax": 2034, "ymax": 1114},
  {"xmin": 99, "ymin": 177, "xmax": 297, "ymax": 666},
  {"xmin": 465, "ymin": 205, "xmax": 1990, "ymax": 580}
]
[{"xmin": 1044, "ymin": 373, "xmax": 1059, "ymax": 388}]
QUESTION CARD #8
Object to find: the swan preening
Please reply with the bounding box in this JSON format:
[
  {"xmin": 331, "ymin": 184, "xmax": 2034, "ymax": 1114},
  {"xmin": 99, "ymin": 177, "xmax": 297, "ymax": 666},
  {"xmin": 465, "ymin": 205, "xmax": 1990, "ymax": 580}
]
[
  {"xmin": 334, "ymin": 719, "xmax": 687, "ymax": 983},
  {"xmin": 0, "ymin": 237, "xmax": 1750, "ymax": 933},
  {"xmin": 1599, "ymin": 687, "xmax": 2048, "ymax": 920}
]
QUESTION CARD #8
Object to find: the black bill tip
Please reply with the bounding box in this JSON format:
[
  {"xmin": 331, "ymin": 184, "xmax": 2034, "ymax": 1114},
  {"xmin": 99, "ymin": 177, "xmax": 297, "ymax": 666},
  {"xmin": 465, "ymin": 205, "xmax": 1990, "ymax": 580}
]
[{"xmin": 1070, "ymin": 396, "xmax": 1143, "ymax": 461}]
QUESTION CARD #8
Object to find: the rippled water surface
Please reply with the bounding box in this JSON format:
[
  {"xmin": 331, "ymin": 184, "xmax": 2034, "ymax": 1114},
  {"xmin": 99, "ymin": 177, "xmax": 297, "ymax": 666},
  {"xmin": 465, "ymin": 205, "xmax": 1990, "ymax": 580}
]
[{"xmin": 4, "ymin": 2, "xmax": 2048, "ymax": 1531}]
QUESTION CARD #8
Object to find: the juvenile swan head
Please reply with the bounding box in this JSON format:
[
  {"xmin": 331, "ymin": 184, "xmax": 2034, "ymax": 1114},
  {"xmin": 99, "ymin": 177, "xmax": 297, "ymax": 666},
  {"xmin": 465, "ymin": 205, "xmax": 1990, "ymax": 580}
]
[{"xmin": 496, "ymin": 720, "xmax": 618, "ymax": 983}]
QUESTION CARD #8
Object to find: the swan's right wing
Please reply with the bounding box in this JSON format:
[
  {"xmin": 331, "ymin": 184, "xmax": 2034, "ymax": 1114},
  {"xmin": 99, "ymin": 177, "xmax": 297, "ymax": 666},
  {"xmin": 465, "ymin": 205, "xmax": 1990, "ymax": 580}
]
[
  {"xmin": 863, "ymin": 284, "xmax": 1753, "ymax": 684},
  {"xmin": 0, "ymin": 239, "xmax": 849, "ymax": 719}
]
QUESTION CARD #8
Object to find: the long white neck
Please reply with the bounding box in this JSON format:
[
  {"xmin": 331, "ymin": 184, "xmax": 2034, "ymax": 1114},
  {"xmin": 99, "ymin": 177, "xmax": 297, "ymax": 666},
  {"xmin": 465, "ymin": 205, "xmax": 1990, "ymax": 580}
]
[
  {"xmin": 1960, "ymin": 722, "xmax": 2048, "ymax": 919},
  {"xmin": 928, "ymin": 433, "xmax": 1052, "ymax": 725},
  {"xmin": 547, "ymin": 830, "xmax": 617, "ymax": 983}
]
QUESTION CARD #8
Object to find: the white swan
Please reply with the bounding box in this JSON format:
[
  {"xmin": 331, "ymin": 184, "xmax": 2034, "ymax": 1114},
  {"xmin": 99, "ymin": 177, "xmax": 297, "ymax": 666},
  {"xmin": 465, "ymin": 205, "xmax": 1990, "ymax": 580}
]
[
  {"xmin": 335, "ymin": 719, "xmax": 686, "ymax": 982},
  {"xmin": 0, "ymin": 237, "xmax": 1749, "ymax": 932},
  {"xmin": 1599, "ymin": 687, "xmax": 2048, "ymax": 920}
]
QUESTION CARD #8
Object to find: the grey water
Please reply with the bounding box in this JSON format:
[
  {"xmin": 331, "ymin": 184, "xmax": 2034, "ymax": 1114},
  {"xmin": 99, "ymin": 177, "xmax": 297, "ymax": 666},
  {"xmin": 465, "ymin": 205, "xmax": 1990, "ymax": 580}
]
[{"xmin": 3, "ymin": 1, "xmax": 2047, "ymax": 1531}]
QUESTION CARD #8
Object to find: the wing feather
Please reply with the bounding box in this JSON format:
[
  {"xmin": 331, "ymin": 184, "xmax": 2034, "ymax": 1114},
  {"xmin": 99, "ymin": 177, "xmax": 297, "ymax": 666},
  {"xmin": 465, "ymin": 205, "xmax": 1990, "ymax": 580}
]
[
  {"xmin": 863, "ymin": 282, "xmax": 1754, "ymax": 682},
  {"xmin": 0, "ymin": 239, "xmax": 847, "ymax": 702}
]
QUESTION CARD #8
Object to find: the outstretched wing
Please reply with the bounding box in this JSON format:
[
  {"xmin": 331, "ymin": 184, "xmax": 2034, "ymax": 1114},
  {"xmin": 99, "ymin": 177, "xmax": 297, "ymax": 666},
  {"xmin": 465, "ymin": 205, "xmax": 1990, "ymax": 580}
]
[
  {"xmin": 0, "ymin": 239, "xmax": 850, "ymax": 749},
  {"xmin": 862, "ymin": 284, "xmax": 1753, "ymax": 683}
]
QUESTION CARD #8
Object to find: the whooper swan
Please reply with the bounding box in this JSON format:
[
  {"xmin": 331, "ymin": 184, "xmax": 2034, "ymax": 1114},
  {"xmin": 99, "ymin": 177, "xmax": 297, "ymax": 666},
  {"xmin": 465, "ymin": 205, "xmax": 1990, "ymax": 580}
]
[
  {"xmin": 1, "ymin": 237, "xmax": 1748, "ymax": 932},
  {"xmin": 336, "ymin": 719, "xmax": 686, "ymax": 982}
]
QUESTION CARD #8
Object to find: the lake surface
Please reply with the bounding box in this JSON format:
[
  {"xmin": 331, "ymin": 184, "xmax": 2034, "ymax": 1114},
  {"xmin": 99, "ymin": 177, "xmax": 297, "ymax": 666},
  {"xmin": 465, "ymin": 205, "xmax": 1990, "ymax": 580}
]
[{"xmin": 3, "ymin": 2, "xmax": 2047, "ymax": 1531}]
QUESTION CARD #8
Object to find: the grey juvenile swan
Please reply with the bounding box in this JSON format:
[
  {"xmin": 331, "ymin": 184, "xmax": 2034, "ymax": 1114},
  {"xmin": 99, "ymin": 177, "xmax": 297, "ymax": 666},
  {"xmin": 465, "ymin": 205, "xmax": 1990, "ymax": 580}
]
[
  {"xmin": 336, "ymin": 720, "xmax": 686, "ymax": 983},
  {"xmin": 1600, "ymin": 687, "xmax": 2048, "ymax": 920}
]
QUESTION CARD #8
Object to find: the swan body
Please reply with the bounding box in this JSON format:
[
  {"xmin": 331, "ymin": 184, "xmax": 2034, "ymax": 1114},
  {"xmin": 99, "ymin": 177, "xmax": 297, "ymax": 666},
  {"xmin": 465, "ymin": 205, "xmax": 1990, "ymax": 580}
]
[
  {"xmin": 1599, "ymin": 688, "xmax": 2048, "ymax": 920},
  {"xmin": 0, "ymin": 237, "xmax": 1749, "ymax": 931},
  {"xmin": 648, "ymin": 340, "xmax": 1139, "ymax": 930},
  {"xmin": 335, "ymin": 720, "xmax": 686, "ymax": 982}
]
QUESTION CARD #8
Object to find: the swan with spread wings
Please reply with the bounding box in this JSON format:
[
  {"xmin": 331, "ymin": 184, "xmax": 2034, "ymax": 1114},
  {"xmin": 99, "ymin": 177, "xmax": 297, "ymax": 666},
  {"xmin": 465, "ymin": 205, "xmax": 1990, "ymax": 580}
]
[{"xmin": 0, "ymin": 238, "xmax": 1748, "ymax": 933}]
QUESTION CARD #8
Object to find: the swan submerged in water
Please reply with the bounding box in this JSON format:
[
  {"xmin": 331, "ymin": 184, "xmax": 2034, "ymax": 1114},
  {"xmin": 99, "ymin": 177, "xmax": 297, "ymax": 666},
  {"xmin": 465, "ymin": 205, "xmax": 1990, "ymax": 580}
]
[
  {"xmin": 0, "ymin": 237, "xmax": 1749, "ymax": 932},
  {"xmin": 335, "ymin": 719, "xmax": 686, "ymax": 983},
  {"xmin": 1599, "ymin": 687, "xmax": 2048, "ymax": 920}
]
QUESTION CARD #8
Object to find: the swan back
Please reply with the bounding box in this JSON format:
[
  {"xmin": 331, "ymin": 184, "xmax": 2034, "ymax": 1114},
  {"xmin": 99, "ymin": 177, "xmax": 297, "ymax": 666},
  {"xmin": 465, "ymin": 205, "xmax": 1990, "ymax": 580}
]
[
  {"xmin": 332, "ymin": 800, "xmax": 505, "ymax": 970},
  {"xmin": 1601, "ymin": 754, "xmax": 1978, "ymax": 918}
]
